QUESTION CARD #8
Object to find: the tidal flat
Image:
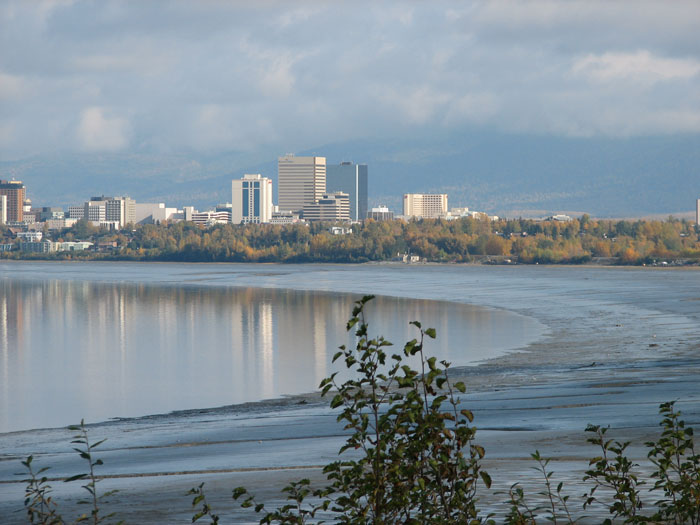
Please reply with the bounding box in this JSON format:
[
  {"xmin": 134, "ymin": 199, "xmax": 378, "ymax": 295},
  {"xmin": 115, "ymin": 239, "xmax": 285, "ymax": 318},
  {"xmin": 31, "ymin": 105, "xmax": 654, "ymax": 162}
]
[{"xmin": 1, "ymin": 262, "xmax": 699, "ymax": 522}]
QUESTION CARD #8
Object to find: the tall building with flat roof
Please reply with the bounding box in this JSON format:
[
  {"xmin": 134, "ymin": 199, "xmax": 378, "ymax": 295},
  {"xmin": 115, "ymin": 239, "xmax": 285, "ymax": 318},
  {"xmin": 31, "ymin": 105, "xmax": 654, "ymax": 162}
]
[
  {"xmin": 278, "ymin": 155, "xmax": 326, "ymax": 213},
  {"xmin": 0, "ymin": 195, "xmax": 6, "ymax": 225},
  {"xmin": 326, "ymin": 162, "xmax": 368, "ymax": 222},
  {"xmin": 696, "ymin": 198, "xmax": 700, "ymax": 226},
  {"xmin": 403, "ymin": 194, "xmax": 448, "ymax": 219},
  {"xmin": 232, "ymin": 174, "xmax": 273, "ymax": 224},
  {"xmin": 0, "ymin": 180, "xmax": 26, "ymax": 222}
]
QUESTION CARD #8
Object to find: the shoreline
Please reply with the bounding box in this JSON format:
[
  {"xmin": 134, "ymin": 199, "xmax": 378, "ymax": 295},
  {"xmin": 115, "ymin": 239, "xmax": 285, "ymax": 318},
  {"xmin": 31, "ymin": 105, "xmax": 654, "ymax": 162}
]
[
  {"xmin": 2, "ymin": 255, "xmax": 700, "ymax": 269},
  {"xmin": 1, "ymin": 264, "xmax": 699, "ymax": 522}
]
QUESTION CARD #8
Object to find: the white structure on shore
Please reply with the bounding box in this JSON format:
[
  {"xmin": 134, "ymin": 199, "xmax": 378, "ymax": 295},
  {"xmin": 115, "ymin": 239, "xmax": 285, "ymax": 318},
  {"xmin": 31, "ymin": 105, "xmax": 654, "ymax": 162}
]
[
  {"xmin": 696, "ymin": 198, "xmax": 700, "ymax": 225},
  {"xmin": 403, "ymin": 193, "xmax": 448, "ymax": 219},
  {"xmin": 278, "ymin": 155, "xmax": 326, "ymax": 214},
  {"xmin": 232, "ymin": 174, "xmax": 273, "ymax": 224}
]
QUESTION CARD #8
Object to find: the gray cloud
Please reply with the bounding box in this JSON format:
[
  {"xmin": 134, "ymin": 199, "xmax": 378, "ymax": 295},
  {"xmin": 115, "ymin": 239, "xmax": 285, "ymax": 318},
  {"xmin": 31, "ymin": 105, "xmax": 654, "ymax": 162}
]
[{"xmin": 1, "ymin": 0, "xmax": 699, "ymax": 159}]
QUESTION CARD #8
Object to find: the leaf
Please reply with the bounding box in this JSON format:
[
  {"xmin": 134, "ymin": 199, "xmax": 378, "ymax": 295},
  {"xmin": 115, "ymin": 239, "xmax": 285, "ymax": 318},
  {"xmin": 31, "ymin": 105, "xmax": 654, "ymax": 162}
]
[
  {"xmin": 425, "ymin": 327, "xmax": 436, "ymax": 339},
  {"xmin": 480, "ymin": 471, "xmax": 492, "ymax": 488},
  {"xmin": 65, "ymin": 473, "xmax": 87, "ymax": 483}
]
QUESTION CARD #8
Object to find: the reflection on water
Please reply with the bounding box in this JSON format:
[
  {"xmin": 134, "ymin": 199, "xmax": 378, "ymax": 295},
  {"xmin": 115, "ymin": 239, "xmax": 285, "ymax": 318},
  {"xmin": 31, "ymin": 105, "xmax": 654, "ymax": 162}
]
[{"xmin": 0, "ymin": 280, "xmax": 535, "ymax": 433}]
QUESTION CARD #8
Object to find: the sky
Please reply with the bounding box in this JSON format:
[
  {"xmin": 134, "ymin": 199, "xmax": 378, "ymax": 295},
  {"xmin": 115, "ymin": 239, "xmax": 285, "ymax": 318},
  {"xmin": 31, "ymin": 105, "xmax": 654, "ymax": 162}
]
[{"xmin": 1, "ymin": 0, "xmax": 699, "ymax": 161}]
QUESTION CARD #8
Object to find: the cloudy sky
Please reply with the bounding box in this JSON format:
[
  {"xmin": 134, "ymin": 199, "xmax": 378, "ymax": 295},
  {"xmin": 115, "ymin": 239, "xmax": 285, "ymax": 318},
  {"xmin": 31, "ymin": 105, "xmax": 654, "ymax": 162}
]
[{"xmin": 1, "ymin": 0, "xmax": 699, "ymax": 160}]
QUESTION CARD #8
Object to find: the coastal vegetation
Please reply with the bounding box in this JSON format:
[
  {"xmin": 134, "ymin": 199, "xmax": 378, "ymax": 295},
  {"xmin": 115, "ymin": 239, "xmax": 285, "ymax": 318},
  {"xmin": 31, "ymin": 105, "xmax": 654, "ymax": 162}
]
[
  {"xmin": 20, "ymin": 297, "xmax": 700, "ymax": 524},
  {"xmin": 2, "ymin": 216, "xmax": 699, "ymax": 265}
]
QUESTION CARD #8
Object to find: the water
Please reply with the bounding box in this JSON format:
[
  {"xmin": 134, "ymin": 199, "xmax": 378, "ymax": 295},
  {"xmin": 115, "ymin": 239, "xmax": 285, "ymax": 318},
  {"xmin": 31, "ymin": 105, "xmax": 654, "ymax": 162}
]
[{"xmin": 0, "ymin": 263, "xmax": 544, "ymax": 433}]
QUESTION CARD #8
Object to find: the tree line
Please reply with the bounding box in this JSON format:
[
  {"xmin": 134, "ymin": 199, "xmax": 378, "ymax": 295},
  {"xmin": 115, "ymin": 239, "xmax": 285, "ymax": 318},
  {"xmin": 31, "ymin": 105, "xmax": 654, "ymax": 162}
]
[{"xmin": 1, "ymin": 215, "xmax": 699, "ymax": 264}]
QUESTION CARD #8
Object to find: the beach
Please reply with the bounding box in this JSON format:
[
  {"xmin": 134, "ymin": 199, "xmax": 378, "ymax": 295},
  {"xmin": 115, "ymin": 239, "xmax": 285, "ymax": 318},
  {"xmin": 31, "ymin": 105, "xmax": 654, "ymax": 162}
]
[{"xmin": 1, "ymin": 263, "xmax": 699, "ymax": 522}]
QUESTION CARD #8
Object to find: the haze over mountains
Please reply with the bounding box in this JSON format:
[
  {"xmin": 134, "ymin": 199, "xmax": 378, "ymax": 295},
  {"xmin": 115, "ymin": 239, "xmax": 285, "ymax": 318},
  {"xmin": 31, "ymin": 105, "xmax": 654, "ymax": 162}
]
[{"xmin": 2, "ymin": 131, "xmax": 698, "ymax": 218}]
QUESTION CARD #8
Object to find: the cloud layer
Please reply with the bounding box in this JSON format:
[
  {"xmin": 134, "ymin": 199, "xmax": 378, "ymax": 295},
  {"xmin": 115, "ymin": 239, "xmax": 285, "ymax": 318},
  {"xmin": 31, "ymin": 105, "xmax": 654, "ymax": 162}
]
[{"xmin": 1, "ymin": 0, "xmax": 699, "ymax": 159}]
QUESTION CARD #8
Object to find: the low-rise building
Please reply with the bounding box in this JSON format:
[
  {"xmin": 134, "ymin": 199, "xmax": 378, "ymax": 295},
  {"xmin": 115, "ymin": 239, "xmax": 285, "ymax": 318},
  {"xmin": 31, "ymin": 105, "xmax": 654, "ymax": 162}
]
[
  {"xmin": 55, "ymin": 241, "xmax": 93, "ymax": 252},
  {"xmin": 269, "ymin": 210, "xmax": 302, "ymax": 224},
  {"xmin": 303, "ymin": 192, "xmax": 350, "ymax": 222},
  {"xmin": 134, "ymin": 203, "xmax": 180, "ymax": 224},
  {"xmin": 367, "ymin": 205, "xmax": 394, "ymax": 221},
  {"xmin": 20, "ymin": 240, "xmax": 55, "ymax": 253},
  {"xmin": 191, "ymin": 210, "xmax": 230, "ymax": 226},
  {"xmin": 16, "ymin": 231, "xmax": 43, "ymax": 242}
]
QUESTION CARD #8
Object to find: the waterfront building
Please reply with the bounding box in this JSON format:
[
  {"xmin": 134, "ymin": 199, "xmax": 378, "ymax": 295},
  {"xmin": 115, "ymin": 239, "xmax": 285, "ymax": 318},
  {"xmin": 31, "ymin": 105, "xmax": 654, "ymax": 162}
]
[
  {"xmin": 16, "ymin": 231, "xmax": 43, "ymax": 242},
  {"xmin": 232, "ymin": 174, "xmax": 273, "ymax": 224},
  {"xmin": 302, "ymin": 192, "xmax": 350, "ymax": 222},
  {"xmin": 696, "ymin": 198, "xmax": 700, "ymax": 226},
  {"xmin": 0, "ymin": 195, "xmax": 6, "ymax": 224},
  {"xmin": 19, "ymin": 240, "xmax": 55, "ymax": 253},
  {"xmin": 278, "ymin": 155, "xmax": 326, "ymax": 213},
  {"xmin": 367, "ymin": 205, "xmax": 394, "ymax": 221},
  {"xmin": 55, "ymin": 241, "xmax": 93, "ymax": 252},
  {"xmin": 0, "ymin": 180, "xmax": 26, "ymax": 222},
  {"xmin": 326, "ymin": 162, "xmax": 368, "ymax": 221},
  {"xmin": 403, "ymin": 193, "xmax": 448, "ymax": 219}
]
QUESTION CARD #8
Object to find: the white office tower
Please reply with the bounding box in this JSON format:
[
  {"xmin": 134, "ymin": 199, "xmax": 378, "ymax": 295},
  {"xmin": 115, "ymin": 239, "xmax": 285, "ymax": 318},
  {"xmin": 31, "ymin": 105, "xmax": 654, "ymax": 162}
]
[
  {"xmin": 696, "ymin": 198, "xmax": 700, "ymax": 226},
  {"xmin": 0, "ymin": 195, "xmax": 6, "ymax": 224},
  {"xmin": 277, "ymin": 155, "xmax": 326, "ymax": 213},
  {"xmin": 403, "ymin": 194, "xmax": 448, "ymax": 219},
  {"xmin": 232, "ymin": 174, "xmax": 273, "ymax": 224}
]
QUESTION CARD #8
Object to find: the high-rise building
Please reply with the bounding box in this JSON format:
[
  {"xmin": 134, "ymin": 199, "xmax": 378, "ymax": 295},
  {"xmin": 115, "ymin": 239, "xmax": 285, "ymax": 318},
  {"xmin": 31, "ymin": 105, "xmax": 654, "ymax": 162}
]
[
  {"xmin": 277, "ymin": 155, "xmax": 326, "ymax": 213},
  {"xmin": 326, "ymin": 162, "xmax": 368, "ymax": 222},
  {"xmin": 0, "ymin": 195, "xmax": 6, "ymax": 225},
  {"xmin": 232, "ymin": 174, "xmax": 273, "ymax": 224},
  {"xmin": 696, "ymin": 198, "xmax": 700, "ymax": 226},
  {"xmin": 0, "ymin": 180, "xmax": 26, "ymax": 222},
  {"xmin": 403, "ymin": 194, "xmax": 448, "ymax": 219},
  {"xmin": 302, "ymin": 192, "xmax": 350, "ymax": 222}
]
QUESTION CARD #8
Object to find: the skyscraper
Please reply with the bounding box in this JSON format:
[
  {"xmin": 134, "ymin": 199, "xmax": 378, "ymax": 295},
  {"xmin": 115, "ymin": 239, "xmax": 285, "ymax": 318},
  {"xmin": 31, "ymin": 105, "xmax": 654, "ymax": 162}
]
[
  {"xmin": 232, "ymin": 174, "xmax": 273, "ymax": 224},
  {"xmin": 696, "ymin": 198, "xmax": 700, "ymax": 226},
  {"xmin": 326, "ymin": 162, "xmax": 368, "ymax": 221},
  {"xmin": 0, "ymin": 180, "xmax": 26, "ymax": 222},
  {"xmin": 277, "ymin": 155, "xmax": 326, "ymax": 213}
]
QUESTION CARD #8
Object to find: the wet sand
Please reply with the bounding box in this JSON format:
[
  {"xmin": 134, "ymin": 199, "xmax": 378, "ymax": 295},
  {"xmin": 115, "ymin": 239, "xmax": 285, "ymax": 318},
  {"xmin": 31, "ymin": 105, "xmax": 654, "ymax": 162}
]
[{"xmin": 1, "ymin": 264, "xmax": 699, "ymax": 523}]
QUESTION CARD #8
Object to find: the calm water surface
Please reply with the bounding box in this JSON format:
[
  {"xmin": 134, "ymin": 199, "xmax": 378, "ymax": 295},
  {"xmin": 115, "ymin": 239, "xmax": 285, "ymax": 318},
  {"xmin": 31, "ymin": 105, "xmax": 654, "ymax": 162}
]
[{"xmin": 0, "ymin": 268, "xmax": 541, "ymax": 433}]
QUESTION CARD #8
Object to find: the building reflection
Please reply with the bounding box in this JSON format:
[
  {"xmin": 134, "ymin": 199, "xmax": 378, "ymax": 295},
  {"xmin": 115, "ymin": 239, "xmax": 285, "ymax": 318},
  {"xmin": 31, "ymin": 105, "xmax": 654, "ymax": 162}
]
[{"xmin": 0, "ymin": 279, "xmax": 518, "ymax": 434}]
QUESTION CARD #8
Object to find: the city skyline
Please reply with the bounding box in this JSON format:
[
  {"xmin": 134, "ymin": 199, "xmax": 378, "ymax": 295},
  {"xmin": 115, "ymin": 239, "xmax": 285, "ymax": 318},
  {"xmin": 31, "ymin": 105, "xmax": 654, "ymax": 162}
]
[{"xmin": 0, "ymin": 2, "xmax": 698, "ymax": 218}]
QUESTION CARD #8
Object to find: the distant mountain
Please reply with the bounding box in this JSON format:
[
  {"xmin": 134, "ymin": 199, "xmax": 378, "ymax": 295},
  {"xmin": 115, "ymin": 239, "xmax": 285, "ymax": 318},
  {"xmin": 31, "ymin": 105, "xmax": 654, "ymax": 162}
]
[{"xmin": 1, "ymin": 131, "xmax": 698, "ymax": 218}]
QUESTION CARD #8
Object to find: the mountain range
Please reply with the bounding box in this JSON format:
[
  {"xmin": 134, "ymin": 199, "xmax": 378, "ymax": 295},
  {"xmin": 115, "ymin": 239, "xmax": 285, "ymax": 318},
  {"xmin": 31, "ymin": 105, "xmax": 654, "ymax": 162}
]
[{"xmin": 1, "ymin": 131, "xmax": 698, "ymax": 218}]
